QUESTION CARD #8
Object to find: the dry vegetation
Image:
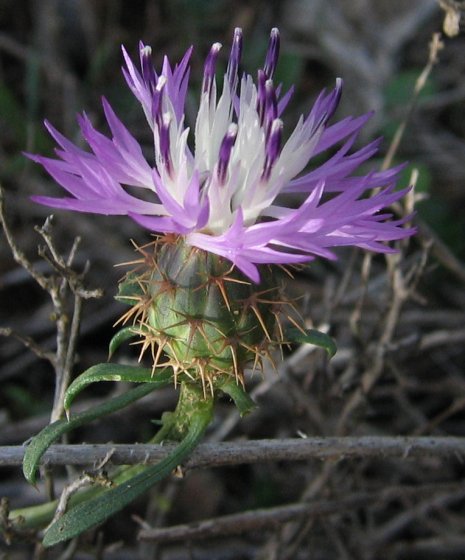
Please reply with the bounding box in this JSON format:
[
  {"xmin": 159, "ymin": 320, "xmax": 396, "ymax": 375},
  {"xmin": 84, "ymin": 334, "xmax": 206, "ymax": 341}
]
[{"xmin": 1, "ymin": 1, "xmax": 465, "ymax": 558}]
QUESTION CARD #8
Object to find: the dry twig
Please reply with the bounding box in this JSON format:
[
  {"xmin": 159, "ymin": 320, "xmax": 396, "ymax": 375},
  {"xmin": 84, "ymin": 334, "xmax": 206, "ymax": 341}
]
[
  {"xmin": 1, "ymin": 185, "xmax": 102, "ymax": 424},
  {"xmin": 138, "ymin": 482, "xmax": 465, "ymax": 543}
]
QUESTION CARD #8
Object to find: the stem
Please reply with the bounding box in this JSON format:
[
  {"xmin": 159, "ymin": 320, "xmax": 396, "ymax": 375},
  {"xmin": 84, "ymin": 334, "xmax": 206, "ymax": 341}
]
[{"xmin": 9, "ymin": 382, "xmax": 214, "ymax": 538}]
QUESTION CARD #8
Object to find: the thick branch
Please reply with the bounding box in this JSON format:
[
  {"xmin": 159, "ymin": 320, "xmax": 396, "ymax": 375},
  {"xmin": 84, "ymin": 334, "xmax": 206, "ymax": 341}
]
[{"xmin": 1, "ymin": 436, "xmax": 465, "ymax": 468}]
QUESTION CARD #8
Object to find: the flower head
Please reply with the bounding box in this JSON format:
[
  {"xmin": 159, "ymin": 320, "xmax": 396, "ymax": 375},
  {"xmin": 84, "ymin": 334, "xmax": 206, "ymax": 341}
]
[{"xmin": 29, "ymin": 28, "xmax": 414, "ymax": 282}]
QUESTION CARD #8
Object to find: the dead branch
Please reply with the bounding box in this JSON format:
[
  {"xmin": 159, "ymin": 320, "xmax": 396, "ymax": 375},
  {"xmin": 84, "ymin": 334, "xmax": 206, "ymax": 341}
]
[
  {"xmin": 137, "ymin": 482, "xmax": 465, "ymax": 542},
  {"xmin": 1, "ymin": 436, "xmax": 465, "ymax": 468}
]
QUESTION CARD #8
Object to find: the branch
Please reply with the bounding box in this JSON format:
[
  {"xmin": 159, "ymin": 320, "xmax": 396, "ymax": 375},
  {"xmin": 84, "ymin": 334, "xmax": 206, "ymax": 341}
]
[
  {"xmin": 1, "ymin": 436, "xmax": 465, "ymax": 468},
  {"xmin": 137, "ymin": 482, "xmax": 464, "ymax": 542},
  {"xmin": 382, "ymin": 32, "xmax": 443, "ymax": 170},
  {"xmin": 1, "ymin": 186, "xmax": 102, "ymax": 426},
  {"xmin": 0, "ymin": 327, "xmax": 55, "ymax": 365},
  {"xmin": 0, "ymin": 185, "xmax": 50, "ymax": 291}
]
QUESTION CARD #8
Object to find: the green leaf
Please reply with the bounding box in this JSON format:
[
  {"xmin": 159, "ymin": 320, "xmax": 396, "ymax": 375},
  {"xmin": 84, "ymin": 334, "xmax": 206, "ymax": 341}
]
[
  {"xmin": 42, "ymin": 398, "xmax": 214, "ymax": 547},
  {"xmin": 64, "ymin": 364, "xmax": 173, "ymax": 412},
  {"xmin": 23, "ymin": 383, "xmax": 160, "ymax": 484},
  {"xmin": 108, "ymin": 326, "xmax": 146, "ymax": 358},
  {"xmin": 285, "ymin": 327, "xmax": 337, "ymax": 358},
  {"xmin": 219, "ymin": 378, "xmax": 256, "ymax": 416}
]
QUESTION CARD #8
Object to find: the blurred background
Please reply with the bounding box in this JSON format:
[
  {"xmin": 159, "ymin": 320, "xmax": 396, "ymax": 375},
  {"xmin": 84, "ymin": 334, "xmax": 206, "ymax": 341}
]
[{"xmin": 2, "ymin": 1, "xmax": 465, "ymax": 559}]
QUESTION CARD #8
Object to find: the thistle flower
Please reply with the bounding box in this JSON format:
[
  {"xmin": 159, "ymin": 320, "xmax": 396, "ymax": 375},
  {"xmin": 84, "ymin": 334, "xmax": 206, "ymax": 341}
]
[
  {"xmin": 28, "ymin": 29, "xmax": 414, "ymax": 386},
  {"xmin": 29, "ymin": 28, "xmax": 413, "ymax": 284},
  {"xmin": 21, "ymin": 31, "xmax": 417, "ymax": 544}
]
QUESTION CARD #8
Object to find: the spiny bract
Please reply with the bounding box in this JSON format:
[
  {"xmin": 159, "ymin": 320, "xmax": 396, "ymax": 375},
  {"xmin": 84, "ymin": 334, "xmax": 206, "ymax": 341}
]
[{"xmin": 117, "ymin": 235, "xmax": 295, "ymax": 391}]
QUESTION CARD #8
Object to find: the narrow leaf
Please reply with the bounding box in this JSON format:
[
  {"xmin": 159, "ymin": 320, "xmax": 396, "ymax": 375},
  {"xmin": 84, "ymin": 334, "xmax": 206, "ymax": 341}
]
[
  {"xmin": 43, "ymin": 403, "xmax": 213, "ymax": 547},
  {"xmin": 23, "ymin": 383, "xmax": 160, "ymax": 484},
  {"xmin": 285, "ymin": 326, "xmax": 337, "ymax": 358},
  {"xmin": 64, "ymin": 364, "xmax": 173, "ymax": 412},
  {"xmin": 108, "ymin": 326, "xmax": 144, "ymax": 358}
]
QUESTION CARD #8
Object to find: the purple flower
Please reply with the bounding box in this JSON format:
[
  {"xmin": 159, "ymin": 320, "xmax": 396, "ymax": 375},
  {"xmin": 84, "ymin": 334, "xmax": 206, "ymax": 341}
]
[{"xmin": 29, "ymin": 28, "xmax": 414, "ymax": 282}]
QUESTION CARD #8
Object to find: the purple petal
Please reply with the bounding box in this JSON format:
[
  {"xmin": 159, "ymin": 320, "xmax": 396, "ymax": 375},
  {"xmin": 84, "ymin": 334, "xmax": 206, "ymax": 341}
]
[{"xmin": 129, "ymin": 212, "xmax": 191, "ymax": 234}]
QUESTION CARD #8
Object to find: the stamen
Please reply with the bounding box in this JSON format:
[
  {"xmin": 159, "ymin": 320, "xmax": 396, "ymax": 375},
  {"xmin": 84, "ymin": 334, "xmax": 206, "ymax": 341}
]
[
  {"xmin": 262, "ymin": 118, "xmax": 282, "ymax": 180},
  {"xmin": 227, "ymin": 28, "xmax": 243, "ymax": 89},
  {"xmin": 264, "ymin": 79, "xmax": 278, "ymax": 136},
  {"xmin": 263, "ymin": 28, "xmax": 280, "ymax": 79},
  {"xmin": 202, "ymin": 42, "xmax": 222, "ymax": 96},
  {"xmin": 159, "ymin": 113, "xmax": 173, "ymax": 176},
  {"xmin": 139, "ymin": 45, "xmax": 161, "ymax": 104},
  {"xmin": 151, "ymin": 76, "xmax": 167, "ymax": 126},
  {"xmin": 257, "ymin": 70, "xmax": 267, "ymax": 125},
  {"xmin": 217, "ymin": 123, "xmax": 238, "ymax": 184}
]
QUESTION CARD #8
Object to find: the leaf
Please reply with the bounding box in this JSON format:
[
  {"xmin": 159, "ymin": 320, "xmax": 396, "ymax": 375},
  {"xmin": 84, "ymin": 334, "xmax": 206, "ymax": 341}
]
[
  {"xmin": 23, "ymin": 383, "xmax": 160, "ymax": 485},
  {"xmin": 219, "ymin": 378, "xmax": 256, "ymax": 416},
  {"xmin": 108, "ymin": 326, "xmax": 146, "ymax": 358},
  {"xmin": 64, "ymin": 364, "xmax": 173, "ymax": 412},
  {"xmin": 285, "ymin": 327, "xmax": 337, "ymax": 358},
  {"xmin": 42, "ymin": 399, "xmax": 214, "ymax": 547}
]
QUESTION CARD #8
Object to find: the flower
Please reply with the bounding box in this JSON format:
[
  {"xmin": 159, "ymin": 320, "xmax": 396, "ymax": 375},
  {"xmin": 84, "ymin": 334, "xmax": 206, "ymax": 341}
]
[{"xmin": 29, "ymin": 28, "xmax": 414, "ymax": 282}]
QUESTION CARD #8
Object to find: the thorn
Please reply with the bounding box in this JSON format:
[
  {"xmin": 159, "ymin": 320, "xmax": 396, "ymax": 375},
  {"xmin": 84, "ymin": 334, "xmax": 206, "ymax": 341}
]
[
  {"xmin": 251, "ymin": 351, "xmax": 261, "ymax": 375},
  {"xmin": 171, "ymin": 310, "xmax": 226, "ymax": 352},
  {"xmin": 114, "ymin": 302, "xmax": 143, "ymax": 327},
  {"xmin": 285, "ymin": 296, "xmax": 305, "ymax": 320},
  {"xmin": 196, "ymin": 359, "xmax": 208, "ymax": 398},
  {"xmin": 249, "ymin": 346, "xmax": 264, "ymax": 376},
  {"xmin": 204, "ymin": 275, "xmax": 232, "ymax": 311},
  {"xmin": 163, "ymin": 336, "xmax": 176, "ymax": 355},
  {"xmin": 218, "ymin": 283, "xmax": 232, "ymax": 311},
  {"xmin": 151, "ymin": 339, "xmax": 167, "ymax": 375},
  {"xmin": 272, "ymin": 310, "xmax": 285, "ymax": 343},
  {"xmin": 136, "ymin": 335, "xmax": 152, "ymax": 363},
  {"xmin": 262, "ymin": 346, "xmax": 277, "ymax": 373},
  {"xmin": 207, "ymin": 371, "xmax": 215, "ymax": 397},
  {"xmin": 250, "ymin": 303, "xmax": 272, "ymax": 341},
  {"xmin": 286, "ymin": 313, "xmax": 307, "ymax": 335},
  {"xmin": 173, "ymin": 363, "xmax": 179, "ymax": 387},
  {"xmin": 221, "ymin": 273, "xmax": 250, "ymax": 286},
  {"xmin": 277, "ymin": 264, "xmax": 295, "ymax": 278},
  {"xmin": 228, "ymin": 343, "xmax": 240, "ymax": 384},
  {"xmin": 114, "ymin": 257, "xmax": 146, "ymax": 268}
]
